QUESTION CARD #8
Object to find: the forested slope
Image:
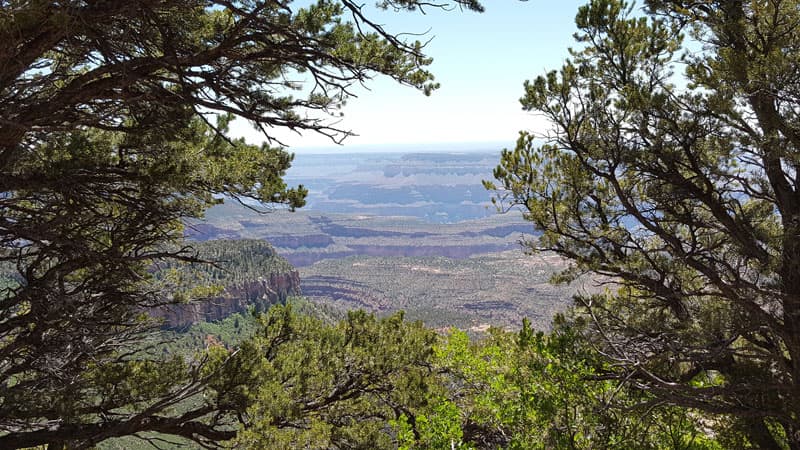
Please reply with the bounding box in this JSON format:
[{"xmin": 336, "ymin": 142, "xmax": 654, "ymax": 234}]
[{"xmin": 152, "ymin": 240, "xmax": 301, "ymax": 328}]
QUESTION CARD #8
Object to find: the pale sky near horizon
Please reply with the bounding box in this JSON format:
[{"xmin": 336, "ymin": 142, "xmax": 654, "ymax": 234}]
[{"xmin": 230, "ymin": 1, "xmax": 588, "ymax": 152}]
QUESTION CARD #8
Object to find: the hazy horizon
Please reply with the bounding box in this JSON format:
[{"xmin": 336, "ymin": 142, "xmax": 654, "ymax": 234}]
[{"xmin": 275, "ymin": 139, "xmax": 513, "ymax": 155}]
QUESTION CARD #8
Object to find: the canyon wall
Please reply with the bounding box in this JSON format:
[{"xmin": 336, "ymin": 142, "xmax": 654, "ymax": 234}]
[{"xmin": 156, "ymin": 271, "xmax": 301, "ymax": 328}]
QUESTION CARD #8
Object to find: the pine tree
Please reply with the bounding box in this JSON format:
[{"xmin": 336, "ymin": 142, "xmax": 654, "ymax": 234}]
[
  {"xmin": 0, "ymin": 1, "xmax": 482, "ymax": 447},
  {"xmin": 488, "ymin": 1, "xmax": 800, "ymax": 446}
]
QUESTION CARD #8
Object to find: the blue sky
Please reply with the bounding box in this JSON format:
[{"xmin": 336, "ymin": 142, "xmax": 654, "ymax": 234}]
[{"xmin": 231, "ymin": 1, "xmax": 588, "ymax": 152}]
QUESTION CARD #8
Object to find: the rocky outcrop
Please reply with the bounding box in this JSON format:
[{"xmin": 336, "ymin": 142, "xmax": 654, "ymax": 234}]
[
  {"xmin": 347, "ymin": 243, "xmax": 514, "ymax": 259},
  {"xmin": 284, "ymin": 251, "xmax": 355, "ymax": 267},
  {"xmin": 458, "ymin": 224, "xmax": 533, "ymax": 238},
  {"xmin": 268, "ymin": 233, "xmax": 335, "ymax": 249},
  {"xmin": 156, "ymin": 271, "xmax": 301, "ymax": 329},
  {"xmin": 184, "ymin": 223, "xmax": 242, "ymax": 240},
  {"xmin": 283, "ymin": 243, "xmax": 517, "ymax": 267}
]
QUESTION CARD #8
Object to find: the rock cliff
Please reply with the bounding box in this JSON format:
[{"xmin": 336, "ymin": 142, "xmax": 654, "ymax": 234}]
[
  {"xmin": 157, "ymin": 271, "xmax": 301, "ymax": 328},
  {"xmin": 151, "ymin": 239, "xmax": 301, "ymax": 328},
  {"xmin": 283, "ymin": 243, "xmax": 516, "ymax": 267}
]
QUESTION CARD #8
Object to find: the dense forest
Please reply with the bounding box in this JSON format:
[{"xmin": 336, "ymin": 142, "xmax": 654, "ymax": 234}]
[{"xmin": 2, "ymin": 0, "xmax": 800, "ymax": 449}]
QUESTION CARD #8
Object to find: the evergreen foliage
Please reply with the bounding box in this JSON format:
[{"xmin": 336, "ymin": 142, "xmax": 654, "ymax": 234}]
[
  {"xmin": 487, "ymin": 0, "xmax": 800, "ymax": 447},
  {"xmin": 4, "ymin": 0, "xmax": 793, "ymax": 447},
  {"xmin": 0, "ymin": 1, "xmax": 483, "ymax": 447},
  {"xmin": 176, "ymin": 240, "xmax": 296, "ymax": 284},
  {"xmin": 232, "ymin": 306, "xmax": 440, "ymax": 449},
  {"xmin": 432, "ymin": 317, "xmax": 723, "ymax": 449},
  {"xmin": 152, "ymin": 306, "xmax": 723, "ymax": 450},
  {"xmin": 155, "ymin": 239, "xmax": 296, "ymax": 302}
]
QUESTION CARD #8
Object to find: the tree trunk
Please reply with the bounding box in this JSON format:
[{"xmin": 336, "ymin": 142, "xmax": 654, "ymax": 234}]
[
  {"xmin": 782, "ymin": 217, "xmax": 800, "ymax": 427},
  {"xmin": 744, "ymin": 418, "xmax": 783, "ymax": 450}
]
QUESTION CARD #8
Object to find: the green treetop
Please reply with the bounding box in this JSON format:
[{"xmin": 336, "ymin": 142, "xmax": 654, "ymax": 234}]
[
  {"xmin": 0, "ymin": 1, "xmax": 481, "ymax": 447},
  {"xmin": 487, "ymin": 0, "xmax": 800, "ymax": 447}
]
